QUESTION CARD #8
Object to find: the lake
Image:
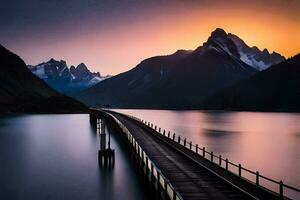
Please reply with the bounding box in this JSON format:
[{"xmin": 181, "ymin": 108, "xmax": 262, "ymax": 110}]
[
  {"xmin": 0, "ymin": 114, "xmax": 147, "ymax": 200},
  {"xmin": 115, "ymin": 109, "xmax": 300, "ymax": 199},
  {"xmin": 1, "ymin": 111, "xmax": 299, "ymax": 199}
]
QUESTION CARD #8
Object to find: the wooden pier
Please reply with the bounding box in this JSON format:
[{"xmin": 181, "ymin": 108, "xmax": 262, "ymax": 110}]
[{"xmin": 90, "ymin": 110, "xmax": 300, "ymax": 200}]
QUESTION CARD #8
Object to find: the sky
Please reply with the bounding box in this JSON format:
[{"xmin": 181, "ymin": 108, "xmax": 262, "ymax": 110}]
[{"xmin": 1, "ymin": 0, "xmax": 300, "ymax": 75}]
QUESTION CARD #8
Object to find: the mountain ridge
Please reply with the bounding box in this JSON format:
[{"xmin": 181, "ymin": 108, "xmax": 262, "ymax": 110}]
[
  {"xmin": 75, "ymin": 28, "xmax": 277, "ymax": 109},
  {"xmin": 228, "ymin": 33, "xmax": 285, "ymax": 70},
  {"xmin": 203, "ymin": 53, "xmax": 300, "ymax": 112},
  {"xmin": 28, "ymin": 59, "xmax": 110, "ymax": 94},
  {"xmin": 0, "ymin": 44, "xmax": 87, "ymax": 113}
]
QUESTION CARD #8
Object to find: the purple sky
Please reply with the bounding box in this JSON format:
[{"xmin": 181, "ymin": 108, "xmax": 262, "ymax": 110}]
[{"xmin": 1, "ymin": 0, "xmax": 299, "ymax": 75}]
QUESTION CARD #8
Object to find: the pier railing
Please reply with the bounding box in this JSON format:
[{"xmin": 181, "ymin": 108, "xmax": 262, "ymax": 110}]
[
  {"xmin": 122, "ymin": 113, "xmax": 300, "ymax": 200},
  {"xmin": 105, "ymin": 112, "xmax": 184, "ymax": 200}
]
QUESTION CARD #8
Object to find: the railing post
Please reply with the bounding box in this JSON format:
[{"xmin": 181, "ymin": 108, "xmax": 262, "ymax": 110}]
[
  {"xmin": 168, "ymin": 131, "xmax": 170, "ymax": 138},
  {"xmin": 203, "ymin": 147, "xmax": 205, "ymax": 157},
  {"xmin": 150, "ymin": 163, "xmax": 154, "ymax": 183},
  {"xmin": 129, "ymin": 134, "xmax": 132, "ymax": 143},
  {"xmin": 132, "ymin": 135, "xmax": 134, "ymax": 144},
  {"xmin": 256, "ymin": 171, "xmax": 259, "ymax": 186},
  {"xmin": 196, "ymin": 144, "xmax": 198, "ymax": 153},
  {"xmin": 184, "ymin": 138, "xmax": 186, "ymax": 147},
  {"xmin": 155, "ymin": 125, "xmax": 157, "ymax": 131},
  {"xmin": 211, "ymin": 152, "xmax": 214, "ymax": 162},
  {"xmin": 133, "ymin": 140, "xmax": 136, "ymax": 153},
  {"xmin": 178, "ymin": 136, "xmax": 181, "ymax": 143},
  {"xmin": 279, "ymin": 181, "xmax": 283, "ymax": 198},
  {"xmin": 157, "ymin": 172, "xmax": 160, "ymax": 190},
  {"xmin": 146, "ymin": 156, "xmax": 149, "ymax": 169},
  {"xmin": 163, "ymin": 130, "xmax": 166, "ymax": 136},
  {"xmin": 172, "ymin": 133, "xmax": 175, "ymax": 140},
  {"xmin": 219, "ymin": 155, "xmax": 222, "ymax": 166},
  {"xmin": 238, "ymin": 164, "xmax": 242, "ymax": 177},
  {"xmin": 158, "ymin": 127, "xmax": 161, "ymax": 133},
  {"xmin": 164, "ymin": 181, "xmax": 168, "ymax": 198},
  {"xmin": 189, "ymin": 141, "xmax": 192, "ymax": 149},
  {"xmin": 226, "ymin": 158, "xmax": 228, "ymax": 170},
  {"xmin": 151, "ymin": 163, "xmax": 154, "ymax": 177}
]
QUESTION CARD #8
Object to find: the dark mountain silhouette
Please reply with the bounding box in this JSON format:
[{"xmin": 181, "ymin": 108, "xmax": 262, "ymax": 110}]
[
  {"xmin": 0, "ymin": 45, "xmax": 87, "ymax": 113},
  {"xmin": 75, "ymin": 28, "xmax": 265, "ymax": 109},
  {"xmin": 203, "ymin": 54, "xmax": 300, "ymax": 112},
  {"xmin": 28, "ymin": 60, "xmax": 110, "ymax": 94}
]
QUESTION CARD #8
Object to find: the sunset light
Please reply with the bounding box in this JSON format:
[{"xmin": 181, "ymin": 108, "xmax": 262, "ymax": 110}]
[
  {"xmin": 1, "ymin": 1, "xmax": 299, "ymax": 200},
  {"xmin": 2, "ymin": 0, "xmax": 299, "ymax": 75}
]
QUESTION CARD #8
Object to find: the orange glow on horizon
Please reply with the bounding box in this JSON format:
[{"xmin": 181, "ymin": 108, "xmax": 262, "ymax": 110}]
[{"xmin": 8, "ymin": 2, "xmax": 300, "ymax": 75}]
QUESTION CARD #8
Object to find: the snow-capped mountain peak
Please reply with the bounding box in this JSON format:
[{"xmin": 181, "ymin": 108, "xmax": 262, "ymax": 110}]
[
  {"xmin": 28, "ymin": 59, "xmax": 110, "ymax": 94},
  {"xmin": 227, "ymin": 33, "xmax": 285, "ymax": 70},
  {"xmin": 198, "ymin": 28, "xmax": 285, "ymax": 71},
  {"xmin": 199, "ymin": 28, "xmax": 241, "ymax": 59}
]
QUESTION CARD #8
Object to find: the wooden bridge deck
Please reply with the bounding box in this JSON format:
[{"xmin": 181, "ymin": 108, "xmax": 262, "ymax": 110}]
[{"xmin": 100, "ymin": 110, "xmax": 285, "ymax": 200}]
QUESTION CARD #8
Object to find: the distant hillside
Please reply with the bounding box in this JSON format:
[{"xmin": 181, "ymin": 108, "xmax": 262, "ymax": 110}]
[
  {"xmin": 75, "ymin": 28, "xmax": 265, "ymax": 109},
  {"xmin": 28, "ymin": 60, "xmax": 110, "ymax": 94},
  {"xmin": 0, "ymin": 45, "xmax": 87, "ymax": 113},
  {"xmin": 203, "ymin": 54, "xmax": 300, "ymax": 112}
]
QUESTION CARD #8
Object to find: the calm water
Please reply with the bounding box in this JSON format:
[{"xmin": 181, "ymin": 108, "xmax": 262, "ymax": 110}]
[
  {"xmin": 0, "ymin": 114, "xmax": 146, "ymax": 200},
  {"xmin": 115, "ymin": 109, "xmax": 300, "ymax": 199}
]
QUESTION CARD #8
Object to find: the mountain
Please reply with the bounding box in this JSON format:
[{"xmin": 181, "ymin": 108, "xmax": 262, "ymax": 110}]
[
  {"xmin": 228, "ymin": 34, "xmax": 285, "ymax": 70},
  {"xmin": 28, "ymin": 60, "xmax": 110, "ymax": 94},
  {"xmin": 0, "ymin": 45, "xmax": 87, "ymax": 113},
  {"xmin": 203, "ymin": 54, "xmax": 300, "ymax": 112},
  {"xmin": 75, "ymin": 28, "xmax": 266, "ymax": 109}
]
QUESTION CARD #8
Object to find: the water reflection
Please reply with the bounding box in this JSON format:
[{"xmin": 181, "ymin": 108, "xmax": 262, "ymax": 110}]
[
  {"xmin": 0, "ymin": 114, "xmax": 146, "ymax": 200},
  {"xmin": 203, "ymin": 129, "xmax": 236, "ymax": 137}
]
